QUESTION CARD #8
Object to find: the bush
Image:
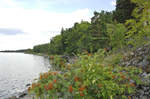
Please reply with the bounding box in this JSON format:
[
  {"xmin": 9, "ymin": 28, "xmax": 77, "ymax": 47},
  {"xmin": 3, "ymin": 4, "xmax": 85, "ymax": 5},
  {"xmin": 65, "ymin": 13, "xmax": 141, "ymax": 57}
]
[{"xmin": 28, "ymin": 52, "xmax": 142, "ymax": 99}]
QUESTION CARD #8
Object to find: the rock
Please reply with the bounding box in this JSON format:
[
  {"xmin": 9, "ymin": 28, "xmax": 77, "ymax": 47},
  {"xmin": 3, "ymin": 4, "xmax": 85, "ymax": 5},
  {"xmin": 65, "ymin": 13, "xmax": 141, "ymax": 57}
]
[
  {"xmin": 120, "ymin": 44, "xmax": 150, "ymax": 98},
  {"xmin": 9, "ymin": 96, "xmax": 17, "ymax": 99},
  {"xmin": 26, "ymin": 84, "xmax": 30, "ymax": 87},
  {"xmin": 145, "ymin": 65, "xmax": 150, "ymax": 73},
  {"xmin": 19, "ymin": 93, "xmax": 27, "ymax": 98},
  {"xmin": 141, "ymin": 96, "xmax": 148, "ymax": 99}
]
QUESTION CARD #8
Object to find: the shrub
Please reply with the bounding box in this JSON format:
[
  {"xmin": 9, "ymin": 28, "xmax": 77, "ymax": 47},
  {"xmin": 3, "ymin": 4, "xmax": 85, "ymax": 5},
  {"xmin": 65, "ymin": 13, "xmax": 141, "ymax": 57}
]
[{"xmin": 29, "ymin": 53, "xmax": 142, "ymax": 99}]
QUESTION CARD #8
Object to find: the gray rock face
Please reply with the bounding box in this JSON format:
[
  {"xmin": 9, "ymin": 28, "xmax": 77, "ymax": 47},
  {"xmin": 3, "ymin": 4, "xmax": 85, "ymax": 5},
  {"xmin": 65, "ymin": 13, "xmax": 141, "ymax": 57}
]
[
  {"xmin": 121, "ymin": 44, "xmax": 150, "ymax": 73},
  {"xmin": 120, "ymin": 44, "xmax": 150, "ymax": 99}
]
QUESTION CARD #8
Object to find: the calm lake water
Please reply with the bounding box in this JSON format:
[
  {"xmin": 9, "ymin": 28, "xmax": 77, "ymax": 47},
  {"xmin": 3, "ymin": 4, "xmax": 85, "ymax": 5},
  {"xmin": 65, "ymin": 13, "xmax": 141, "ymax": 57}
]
[{"xmin": 0, "ymin": 53, "xmax": 51, "ymax": 98}]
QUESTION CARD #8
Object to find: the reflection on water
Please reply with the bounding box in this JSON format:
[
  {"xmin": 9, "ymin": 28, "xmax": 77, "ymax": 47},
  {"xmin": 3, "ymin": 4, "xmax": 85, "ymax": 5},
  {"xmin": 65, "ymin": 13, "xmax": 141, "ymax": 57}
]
[{"xmin": 0, "ymin": 53, "xmax": 51, "ymax": 98}]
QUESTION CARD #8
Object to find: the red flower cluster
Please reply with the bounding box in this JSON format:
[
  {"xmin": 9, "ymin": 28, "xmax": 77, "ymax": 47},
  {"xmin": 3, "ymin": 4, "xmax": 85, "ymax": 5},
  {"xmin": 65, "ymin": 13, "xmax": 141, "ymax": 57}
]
[
  {"xmin": 80, "ymin": 92, "xmax": 84, "ymax": 96},
  {"xmin": 79, "ymin": 86, "xmax": 85, "ymax": 91},
  {"xmin": 121, "ymin": 75, "xmax": 126, "ymax": 79},
  {"xmin": 112, "ymin": 75, "xmax": 116, "ymax": 79},
  {"xmin": 130, "ymin": 83, "xmax": 135, "ymax": 87},
  {"xmin": 68, "ymin": 85, "xmax": 73, "ymax": 93},
  {"xmin": 44, "ymin": 82, "xmax": 53, "ymax": 90},
  {"xmin": 74, "ymin": 76, "xmax": 80, "ymax": 82},
  {"xmin": 53, "ymin": 79, "xmax": 57, "ymax": 83}
]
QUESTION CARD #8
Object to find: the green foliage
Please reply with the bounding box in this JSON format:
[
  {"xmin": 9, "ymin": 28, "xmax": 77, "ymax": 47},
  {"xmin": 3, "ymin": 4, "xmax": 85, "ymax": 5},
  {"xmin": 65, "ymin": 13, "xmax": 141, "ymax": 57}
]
[
  {"xmin": 89, "ymin": 11, "xmax": 113, "ymax": 52},
  {"xmin": 107, "ymin": 23, "xmax": 127, "ymax": 50},
  {"xmin": 49, "ymin": 35, "xmax": 64, "ymax": 55},
  {"xmin": 33, "ymin": 43, "xmax": 50, "ymax": 54},
  {"xmin": 114, "ymin": 0, "xmax": 136, "ymax": 23},
  {"xmin": 61, "ymin": 21, "xmax": 91, "ymax": 55},
  {"xmin": 31, "ymin": 0, "xmax": 149, "ymax": 56},
  {"xmin": 29, "ymin": 52, "xmax": 142, "ymax": 99},
  {"xmin": 125, "ymin": 0, "xmax": 150, "ymax": 46},
  {"xmin": 49, "ymin": 55, "xmax": 67, "ymax": 70}
]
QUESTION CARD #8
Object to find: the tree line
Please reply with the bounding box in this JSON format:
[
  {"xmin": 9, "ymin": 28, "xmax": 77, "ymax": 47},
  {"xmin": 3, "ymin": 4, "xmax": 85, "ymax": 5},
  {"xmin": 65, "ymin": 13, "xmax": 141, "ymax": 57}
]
[{"xmin": 30, "ymin": 0, "xmax": 150, "ymax": 55}]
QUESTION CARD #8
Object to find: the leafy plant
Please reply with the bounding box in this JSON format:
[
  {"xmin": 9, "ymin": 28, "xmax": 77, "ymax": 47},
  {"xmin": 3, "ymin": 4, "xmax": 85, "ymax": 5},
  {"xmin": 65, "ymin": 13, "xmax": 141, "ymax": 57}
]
[{"xmin": 29, "ymin": 52, "xmax": 142, "ymax": 99}]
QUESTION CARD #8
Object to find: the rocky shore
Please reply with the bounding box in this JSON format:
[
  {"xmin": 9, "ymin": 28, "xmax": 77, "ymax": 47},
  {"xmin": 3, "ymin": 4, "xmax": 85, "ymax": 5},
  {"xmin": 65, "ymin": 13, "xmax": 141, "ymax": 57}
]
[{"xmin": 120, "ymin": 44, "xmax": 150, "ymax": 99}]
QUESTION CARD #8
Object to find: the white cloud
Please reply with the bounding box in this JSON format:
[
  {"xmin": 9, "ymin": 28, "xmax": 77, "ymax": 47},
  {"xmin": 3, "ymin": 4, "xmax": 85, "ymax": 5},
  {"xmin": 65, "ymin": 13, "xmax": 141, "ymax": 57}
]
[
  {"xmin": 110, "ymin": 0, "xmax": 116, "ymax": 6},
  {"xmin": 0, "ymin": 1, "xmax": 91, "ymax": 50}
]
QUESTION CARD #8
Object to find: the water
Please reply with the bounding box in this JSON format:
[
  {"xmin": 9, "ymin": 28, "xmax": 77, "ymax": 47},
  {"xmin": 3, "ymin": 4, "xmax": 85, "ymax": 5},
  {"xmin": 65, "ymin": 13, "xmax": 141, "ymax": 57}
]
[{"xmin": 0, "ymin": 53, "xmax": 51, "ymax": 98}]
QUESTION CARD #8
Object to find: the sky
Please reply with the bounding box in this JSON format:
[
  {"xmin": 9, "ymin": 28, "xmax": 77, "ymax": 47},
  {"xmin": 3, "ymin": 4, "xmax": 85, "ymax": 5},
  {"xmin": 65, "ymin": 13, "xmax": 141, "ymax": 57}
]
[{"xmin": 0, "ymin": 0, "xmax": 116, "ymax": 50}]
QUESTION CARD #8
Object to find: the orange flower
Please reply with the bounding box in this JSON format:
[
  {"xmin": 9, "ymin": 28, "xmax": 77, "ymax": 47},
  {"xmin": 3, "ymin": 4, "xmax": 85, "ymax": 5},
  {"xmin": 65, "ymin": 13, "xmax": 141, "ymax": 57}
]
[
  {"xmin": 48, "ymin": 82, "xmax": 53, "ymax": 90},
  {"xmin": 44, "ymin": 73, "xmax": 48, "ymax": 79},
  {"xmin": 53, "ymin": 79, "xmax": 57, "ymax": 83},
  {"xmin": 53, "ymin": 72, "xmax": 58, "ymax": 75},
  {"xmin": 48, "ymin": 72, "xmax": 52, "ymax": 76},
  {"xmin": 112, "ymin": 75, "xmax": 116, "ymax": 79},
  {"xmin": 50, "ymin": 56, "xmax": 54, "ymax": 59},
  {"xmin": 128, "ymin": 96, "xmax": 131, "ymax": 99},
  {"xmin": 40, "ymin": 74, "xmax": 43, "ymax": 80},
  {"xmin": 68, "ymin": 85, "xmax": 73, "ymax": 93},
  {"xmin": 88, "ymin": 53, "xmax": 92, "ymax": 56},
  {"xmin": 79, "ymin": 86, "xmax": 85, "ymax": 91},
  {"xmin": 74, "ymin": 77, "xmax": 80, "ymax": 82},
  {"xmin": 104, "ymin": 48, "xmax": 107, "ymax": 51},
  {"xmin": 31, "ymin": 83, "xmax": 36, "ymax": 89},
  {"xmin": 80, "ymin": 92, "xmax": 84, "ymax": 96},
  {"xmin": 37, "ymin": 83, "xmax": 40, "ymax": 87},
  {"xmin": 28, "ymin": 87, "xmax": 31, "ymax": 92},
  {"xmin": 121, "ymin": 75, "xmax": 126, "ymax": 79},
  {"xmin": 130, "ymin": 83, "xmax": 135, "ymax": 87},
  {"xmin": 44, "ymin": 85, "xmax": 48, "ymax": 90},
  {"xmin": 98, "ymin": 84, "xmax": 103, "ymax": 88}
]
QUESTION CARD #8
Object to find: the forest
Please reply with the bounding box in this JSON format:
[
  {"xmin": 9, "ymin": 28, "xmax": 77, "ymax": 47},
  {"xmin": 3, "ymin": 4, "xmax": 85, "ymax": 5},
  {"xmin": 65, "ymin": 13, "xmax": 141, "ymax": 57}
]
[{"xmin": 29, "ymin": 0, "xmax": 150, "ymax": 56}]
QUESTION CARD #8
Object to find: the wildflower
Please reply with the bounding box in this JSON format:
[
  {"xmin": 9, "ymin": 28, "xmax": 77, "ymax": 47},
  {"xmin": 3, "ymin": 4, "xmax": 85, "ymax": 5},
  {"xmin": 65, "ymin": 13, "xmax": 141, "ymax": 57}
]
[
  {"xmin": 104, "ymin": 48, "xmax": 107, "ymax": 51},
  {"xmin": 53, "ymin": 79, "xmax": 57, "ymax": 83},
  {"xmin": 74, "ymin": 77, "xmax": 80, "ymax": 82},
  {"xmin": 88, "ymin": 53, "xmax": 92, "ymax": 56},
  {"xmin": 28, "ymin": 87, "xmax": 31, "ymax": 92},
  {"xmin": 48, "ymin": 82, "xmax": 53, "ymax": 90},
  {"xmin": 68, "ymin": 85, "xmax": 73, "ymax": 93},
  {"xmin": 50, "ymin": 56, "xmax": 54, "ymax": 59},
  {"xmin": 31, "ymin": 83, "xmax": 36, "ymax": 89},
  {"xmin": 53, "ymin": 71, "xmax": 58, "ymax": 75},
  {"xmin": 80, "ymin": 92, "xmax": 84, "ymax": 96},
  {"xmin": 128, "ymin": 96, "xmax": 131, "ymax": 99},
  {"xmin": 37, "ymin": 83, "xmax": 40, "ymax": 87},
  {"xmin": 44, "ymin": 85, "xmax": 48, "ymax": 91},
  {"xmin": 44, "ymin": 73, "xmax": 48, "ymax": 79},
  {"xmin": 130, "ymin": 83, "xmax": 135, "ymax": 87},
  {"xmin": 121, "ymin": 75, "xmax": 126, "ymax": 79},
  {"xmin": 40, "ymin": 74, "xmax": 43, "ymax": 80},
  {"xmin": 79, "ymin": 86, "xmax": 85, "ymax": 91},
  {"xmin": 112, "ymin": 75, "xmax": 116, "ymax": 79},
  {"xmin": 48, "ymin": 72, "xmax": 52, "ymax": 76}
]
